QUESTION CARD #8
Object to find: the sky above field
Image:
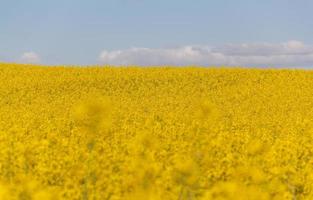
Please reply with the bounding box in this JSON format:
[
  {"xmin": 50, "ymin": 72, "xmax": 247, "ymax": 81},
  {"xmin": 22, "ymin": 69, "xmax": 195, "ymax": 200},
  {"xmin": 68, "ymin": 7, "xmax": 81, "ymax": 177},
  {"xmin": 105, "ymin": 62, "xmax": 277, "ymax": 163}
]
[{"xmin": 1, "ymin": 0, "xmax": 313, "ymax": 67}]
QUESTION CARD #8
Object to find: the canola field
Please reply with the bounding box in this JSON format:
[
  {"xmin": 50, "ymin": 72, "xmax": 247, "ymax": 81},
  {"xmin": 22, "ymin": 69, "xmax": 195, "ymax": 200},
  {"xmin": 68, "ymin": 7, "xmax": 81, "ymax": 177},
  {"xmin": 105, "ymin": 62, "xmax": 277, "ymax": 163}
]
[{"xmin": 1, "ymin": 63, "xmax": 313, "ymax": 199}]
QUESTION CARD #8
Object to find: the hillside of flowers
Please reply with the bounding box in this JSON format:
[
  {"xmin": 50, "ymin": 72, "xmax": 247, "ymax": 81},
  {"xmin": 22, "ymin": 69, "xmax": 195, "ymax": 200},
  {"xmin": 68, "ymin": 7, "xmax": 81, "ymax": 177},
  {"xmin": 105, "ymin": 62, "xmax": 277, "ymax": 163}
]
[{"xmin": 1, "ymin": 63, "xmax": 313, "ymax": 199}]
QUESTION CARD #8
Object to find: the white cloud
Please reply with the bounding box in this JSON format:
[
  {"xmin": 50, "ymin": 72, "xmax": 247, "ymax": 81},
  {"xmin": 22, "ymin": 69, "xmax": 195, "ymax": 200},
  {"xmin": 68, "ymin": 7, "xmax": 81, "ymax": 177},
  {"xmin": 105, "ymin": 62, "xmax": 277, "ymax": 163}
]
[
  {"xmin": 213, "ymin": 40, "xmax": 313, "ymax": 56},
  {"xmin": 20, "ymin": 52, "xmax": 41, "ymax": 64},
  {"xmin": 99, "ymin": 40, "xmax": 313, "ymax": 68}
]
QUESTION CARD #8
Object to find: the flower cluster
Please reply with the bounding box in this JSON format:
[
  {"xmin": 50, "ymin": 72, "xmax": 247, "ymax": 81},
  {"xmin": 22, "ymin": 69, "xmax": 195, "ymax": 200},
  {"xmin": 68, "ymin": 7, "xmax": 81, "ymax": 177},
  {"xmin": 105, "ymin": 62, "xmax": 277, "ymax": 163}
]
[{"xmin": 0, "ymin": 63, "xmax": 313, "ymax": 199}]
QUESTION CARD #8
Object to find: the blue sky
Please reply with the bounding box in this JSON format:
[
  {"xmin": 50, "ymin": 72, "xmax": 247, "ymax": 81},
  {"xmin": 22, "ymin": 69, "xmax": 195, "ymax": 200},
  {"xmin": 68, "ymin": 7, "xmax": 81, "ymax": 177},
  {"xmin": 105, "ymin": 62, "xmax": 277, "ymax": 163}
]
[{"xmin": 1, "ymin": 0, "xmax": 313, "ymax": 67}]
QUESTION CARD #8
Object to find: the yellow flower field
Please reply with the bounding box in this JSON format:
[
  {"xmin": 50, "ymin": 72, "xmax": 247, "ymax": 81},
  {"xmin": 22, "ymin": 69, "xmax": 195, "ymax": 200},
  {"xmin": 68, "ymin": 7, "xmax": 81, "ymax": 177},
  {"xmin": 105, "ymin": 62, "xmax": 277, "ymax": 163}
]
[{"xmin": 1, "ymin": 63, "xmax": 313, "ymax": 199}]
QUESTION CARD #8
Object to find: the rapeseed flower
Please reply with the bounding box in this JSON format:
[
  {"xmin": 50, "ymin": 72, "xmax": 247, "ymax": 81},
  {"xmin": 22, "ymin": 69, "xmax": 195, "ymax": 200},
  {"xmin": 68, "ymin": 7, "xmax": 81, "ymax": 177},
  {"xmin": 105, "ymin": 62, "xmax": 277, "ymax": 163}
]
[{"xmin": 0, "ymin": 64, "xmax": 312, "ymax": 199}]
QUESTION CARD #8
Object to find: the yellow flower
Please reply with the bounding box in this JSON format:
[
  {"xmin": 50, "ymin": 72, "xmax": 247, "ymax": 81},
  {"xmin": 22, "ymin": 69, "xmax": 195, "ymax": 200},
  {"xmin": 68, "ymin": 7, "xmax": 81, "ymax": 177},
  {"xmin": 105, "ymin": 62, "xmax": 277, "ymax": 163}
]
[
  {"xmin": 172, "ymin": 156, "xmax": 200, "ymax": 188},
  {"xmin": 0, "ymin": 63, "xmax": 313, "ymax": 199},
  {"xmin": 73, "ymin": 96, "xmax": 112, "ymax": 136}
]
